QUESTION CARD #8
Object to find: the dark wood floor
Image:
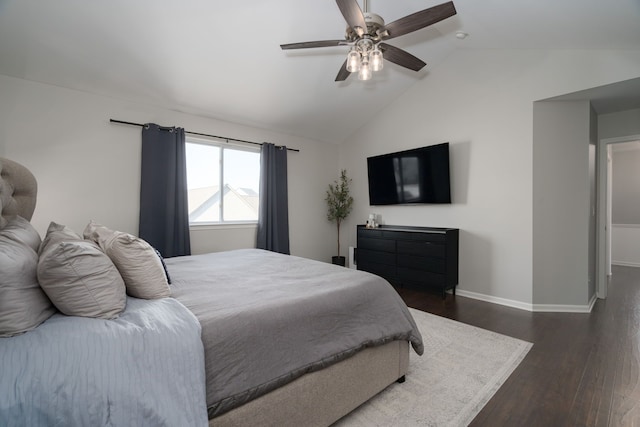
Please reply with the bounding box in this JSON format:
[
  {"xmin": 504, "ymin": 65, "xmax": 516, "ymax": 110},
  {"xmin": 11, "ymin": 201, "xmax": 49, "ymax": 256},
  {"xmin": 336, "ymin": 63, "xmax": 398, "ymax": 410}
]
[{"xmin": 395, "ymin": 265, "xmax": 640, "ymax": 427}]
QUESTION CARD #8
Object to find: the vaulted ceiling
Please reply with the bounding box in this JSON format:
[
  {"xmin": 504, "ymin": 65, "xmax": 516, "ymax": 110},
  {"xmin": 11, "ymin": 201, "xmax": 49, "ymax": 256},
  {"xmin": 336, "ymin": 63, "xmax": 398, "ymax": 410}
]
[{"xmin": 1, "ymin": 0, "xmax": 639, "ymax": 144}]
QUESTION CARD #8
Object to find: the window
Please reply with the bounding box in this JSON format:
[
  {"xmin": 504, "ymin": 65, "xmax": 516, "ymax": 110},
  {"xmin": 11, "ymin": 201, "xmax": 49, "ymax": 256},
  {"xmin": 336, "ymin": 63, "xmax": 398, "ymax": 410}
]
[{"xmin": 186, "ymin": 138, "xmax": 261, "ymax": 225}]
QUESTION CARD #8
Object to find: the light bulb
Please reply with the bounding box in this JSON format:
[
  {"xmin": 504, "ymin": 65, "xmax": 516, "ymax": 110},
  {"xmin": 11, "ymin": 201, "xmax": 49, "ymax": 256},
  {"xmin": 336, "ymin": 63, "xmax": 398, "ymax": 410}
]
[
  {"xmin": 370, "ymin": 48, "xmax": 383, "ymax": 72},
  {"xmin": 346, "ymin": 49, "xmax": 361, "ymax": 73},
  {"xmin": 358, "ymin": 59, "xmax": 372, "ymax": 81}
]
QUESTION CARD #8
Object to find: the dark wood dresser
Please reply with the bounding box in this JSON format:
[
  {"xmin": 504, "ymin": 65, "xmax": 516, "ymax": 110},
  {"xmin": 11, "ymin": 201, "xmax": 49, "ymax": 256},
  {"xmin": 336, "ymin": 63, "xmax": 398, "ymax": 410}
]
[{"xmin": 356, "ymin": 225, "xmax": 459, "ymax": 298}]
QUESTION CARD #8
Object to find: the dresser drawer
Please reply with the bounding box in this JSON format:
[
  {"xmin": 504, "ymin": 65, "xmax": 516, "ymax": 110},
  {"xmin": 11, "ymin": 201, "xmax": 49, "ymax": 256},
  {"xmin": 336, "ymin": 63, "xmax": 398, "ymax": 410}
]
[
  {"xmin": 397, "ymin": 254, "xmax": 445, "ymax": 273},
  {"xmin": 397, "ymin": 240, "xmax": 445, "ymax": 258},
  {"xmin": 358, "ymin": 237, "xmax": 396, "ymax": 253},
  {"xmin": 358, "ymin": 228, "xmax": 383, "ymax": 239},
  {"xmin": 358, "ymin": 261, "xmax": 397, "ymax": 280},
  {"xmin": 412, "ymin": 232, "xmax": 446, "ymax": 243},
  {"xmin": 397, "ymin": 267, "xmax": 445, "ymax": 285},
  {"xmin": 357, "ymin": 248, "xmax": 395, "ymax": 266},
  {"xmin": 381, "ymin": 231, "xmax": 408, "ymax": 240}
]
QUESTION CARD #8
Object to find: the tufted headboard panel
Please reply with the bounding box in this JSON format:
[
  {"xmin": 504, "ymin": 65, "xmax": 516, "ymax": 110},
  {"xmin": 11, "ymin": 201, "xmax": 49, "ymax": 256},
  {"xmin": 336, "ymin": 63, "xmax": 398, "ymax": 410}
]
[{"xmin": 0, "ymin": 158, "xmax": 38, "ymax": 227}]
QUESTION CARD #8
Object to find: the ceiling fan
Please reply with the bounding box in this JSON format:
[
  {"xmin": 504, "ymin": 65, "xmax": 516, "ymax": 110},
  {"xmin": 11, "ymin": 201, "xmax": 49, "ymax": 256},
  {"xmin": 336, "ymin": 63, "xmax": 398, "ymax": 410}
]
[{"xmin": 280, "ymin": 0, "xmax": 457, "ymax": 82}]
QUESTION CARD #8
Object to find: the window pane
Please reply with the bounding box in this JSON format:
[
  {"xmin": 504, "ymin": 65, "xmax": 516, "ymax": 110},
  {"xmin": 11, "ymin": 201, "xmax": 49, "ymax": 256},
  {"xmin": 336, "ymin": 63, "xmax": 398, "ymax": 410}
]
[
  {"xmin": 186, "ymin": 143, "xmax": 221, "ymax": 223},
  {"xmin": 223, "ymin": 149, "xmax": 260, "ymax": 221}
]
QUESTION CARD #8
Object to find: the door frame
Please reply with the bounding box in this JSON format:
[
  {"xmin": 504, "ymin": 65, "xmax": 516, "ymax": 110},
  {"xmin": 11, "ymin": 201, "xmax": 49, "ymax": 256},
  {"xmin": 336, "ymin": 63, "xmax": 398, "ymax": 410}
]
[{"xmin": 596, "ymin": 134, "xmax": 640, "ymax": 298}]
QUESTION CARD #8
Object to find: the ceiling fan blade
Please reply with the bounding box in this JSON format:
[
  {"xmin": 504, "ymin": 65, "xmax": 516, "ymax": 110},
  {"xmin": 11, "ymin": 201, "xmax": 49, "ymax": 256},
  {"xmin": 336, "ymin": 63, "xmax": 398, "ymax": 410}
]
[
  {"xmin": 382, "ymin": 1, "xmax": 457, "ymax": 40},
  {"xmin": 281, "ymin": 40, "xmax": 346, "ymax": 50},
  {"xmin": 335, "ymin": 59, "xmax": 352, "ymax": 81},
  {"xmin": 336, "ymin": 0, "xmax": 367, "ymax": 37},
  {"xmin": 379, "ymin": 43, "xmax": 426, "ymax": 71}
]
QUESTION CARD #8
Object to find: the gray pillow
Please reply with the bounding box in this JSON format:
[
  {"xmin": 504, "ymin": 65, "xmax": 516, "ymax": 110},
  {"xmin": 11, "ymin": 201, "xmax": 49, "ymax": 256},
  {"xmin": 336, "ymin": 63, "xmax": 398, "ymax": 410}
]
[
  {"xmin": 38, "ymin": 222, "xmax": 126, "ymax": 319},
  {"xmin": 0, "ymin": 219, "xmax": 56, "ymax": 337},
  {"xmin": 84, "ymin": 221, "xmax": 170, "ymax": 299}
]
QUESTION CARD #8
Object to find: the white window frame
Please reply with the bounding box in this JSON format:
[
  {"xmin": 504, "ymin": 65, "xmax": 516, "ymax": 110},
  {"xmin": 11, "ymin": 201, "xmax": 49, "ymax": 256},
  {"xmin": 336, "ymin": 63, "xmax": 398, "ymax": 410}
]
[{"xmin": 186, "ymin": 136, "xmax": 261, "ymax": 227}]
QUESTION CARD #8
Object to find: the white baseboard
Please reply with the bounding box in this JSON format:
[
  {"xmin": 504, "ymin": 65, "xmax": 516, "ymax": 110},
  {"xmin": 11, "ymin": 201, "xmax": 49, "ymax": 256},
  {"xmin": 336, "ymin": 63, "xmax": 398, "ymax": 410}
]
[
  {"xmin": 612, "ymin": 261, "xmax": 640, "ymax": 268},
  {"xmin": 455, "ymin": 289, "xmax": 533, "ymax": 312},
  {"xmin": 456, "ymin": 289, "xmax": 597, "ymax": 313},
  {"xmin": 531, "ymin": 292, "xmax": 597, "ymax": 313},
  {"xmin": 589, "ymin": 293, "xmax": 598, "ymax": 311}
]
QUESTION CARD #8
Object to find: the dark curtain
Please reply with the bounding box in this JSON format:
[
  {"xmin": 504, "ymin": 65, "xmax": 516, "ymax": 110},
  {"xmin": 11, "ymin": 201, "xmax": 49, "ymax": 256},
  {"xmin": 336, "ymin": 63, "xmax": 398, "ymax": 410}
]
[
  {"xmin": 256, "ymin": 143, "xmax": 290, "ymax": 254},
  {"xmin": 139, "ymin": 123, "xmax": 191, "ymax": 258}
]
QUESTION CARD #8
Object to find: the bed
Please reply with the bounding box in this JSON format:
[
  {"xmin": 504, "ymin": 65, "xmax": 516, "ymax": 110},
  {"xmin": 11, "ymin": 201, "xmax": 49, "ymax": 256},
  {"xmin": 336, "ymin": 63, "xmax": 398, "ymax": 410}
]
[{"xmin": 0, "ymin": 157, "xmax": 424, "ymax": 426}]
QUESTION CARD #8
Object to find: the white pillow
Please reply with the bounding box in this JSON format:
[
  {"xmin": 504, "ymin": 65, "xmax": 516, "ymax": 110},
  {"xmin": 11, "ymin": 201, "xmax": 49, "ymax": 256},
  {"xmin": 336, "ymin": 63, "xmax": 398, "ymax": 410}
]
[
  {"xmin": 84, "ymin": 221, "xmax": 171, "ymax": 299},
  {"xmin": 38, "ymin": 222, "xmax": 126, "ymax": 319}
]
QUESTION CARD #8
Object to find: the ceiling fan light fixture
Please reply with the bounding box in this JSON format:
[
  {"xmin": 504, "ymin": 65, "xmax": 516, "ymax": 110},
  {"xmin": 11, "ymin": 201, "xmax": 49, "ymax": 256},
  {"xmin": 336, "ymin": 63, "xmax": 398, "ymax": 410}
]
[
  {"xmin": 358, "ymin": 58, "xmax": 372, "ymax": 81},
  {"xmin": 370, "ymin": 47, "xmax": 383, "ymax": 71},
  {"xmin": 346, "ymin": 49, "xmax": 361, "ymax": 72},
  {"xmin": 281, "ymin": 1, "xmax": 458, "ymax": 82}
]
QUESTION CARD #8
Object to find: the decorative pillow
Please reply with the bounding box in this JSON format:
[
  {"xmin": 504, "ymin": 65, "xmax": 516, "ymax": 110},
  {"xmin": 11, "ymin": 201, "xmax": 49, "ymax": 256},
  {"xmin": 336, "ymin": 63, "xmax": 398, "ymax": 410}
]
[
  {"xmin": 0, "ymin": 220, "xmax": 56, "ymax": 337},
  {"xmin": 154, "ymin": 247, "xmax": 172, "ymax": 285},
  {"xmin": 82, "ymin": 220, "xmax": 116, "ymax": 247},
  {"xmin": 84, "ymin": 221, "xmax": 171, "ymax": 299},
  {"xmin": 38, "ymin": 222, "xmax": 126, "ymax": 319},
  {"xmin": 38, "ymin": 221, "xmax": 83, "ymax": 255}
]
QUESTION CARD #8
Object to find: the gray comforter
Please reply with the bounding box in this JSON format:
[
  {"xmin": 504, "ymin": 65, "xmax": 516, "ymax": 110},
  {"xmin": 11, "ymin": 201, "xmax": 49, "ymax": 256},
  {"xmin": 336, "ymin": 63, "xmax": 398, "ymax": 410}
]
[{"xmin": 165, "ymin": 249, "xmax": 423, "ymax": 418}]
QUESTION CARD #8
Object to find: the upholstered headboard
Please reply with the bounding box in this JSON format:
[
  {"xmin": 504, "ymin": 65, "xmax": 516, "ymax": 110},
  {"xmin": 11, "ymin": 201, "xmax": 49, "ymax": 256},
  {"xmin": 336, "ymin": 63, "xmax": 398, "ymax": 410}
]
[{"xmin": 0, "ymin": 157, "xmax": 38, "ymax": 227}]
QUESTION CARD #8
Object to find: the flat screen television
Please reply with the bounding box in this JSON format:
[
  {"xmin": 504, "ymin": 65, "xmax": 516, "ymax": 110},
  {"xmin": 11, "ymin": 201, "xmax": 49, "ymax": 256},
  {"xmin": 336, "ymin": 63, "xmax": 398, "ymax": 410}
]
[{"xmin": 367, "ymin": 143, "xmax": 451, "ymax": 205}]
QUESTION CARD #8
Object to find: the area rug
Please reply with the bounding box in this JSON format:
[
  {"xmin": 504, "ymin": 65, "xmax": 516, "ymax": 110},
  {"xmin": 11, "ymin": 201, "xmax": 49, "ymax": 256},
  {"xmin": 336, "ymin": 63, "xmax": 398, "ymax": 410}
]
[{"xmin": 334, "ymin": 308, "xmax": 533, "ymax": 427}]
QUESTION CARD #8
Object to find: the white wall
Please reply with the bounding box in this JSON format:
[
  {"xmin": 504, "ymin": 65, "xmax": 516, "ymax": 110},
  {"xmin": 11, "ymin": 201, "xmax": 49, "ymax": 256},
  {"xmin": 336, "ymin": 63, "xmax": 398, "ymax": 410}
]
[
  {"xmin": 599, "ymin": 108, "xmax": 640, "ymax": 140},
  {"xmin": 612, "ymin": 225, "xmax": 640, "ymax": 267},
  {"xmin": 532, "ymin": 101, "xmax": 592, "ymax": 306},
  {"xmin": 0, "ymin": 74, "xmax": 339, "ymax": 262},
  {"xmin": 340, "ymin": 49, "xmax": 640, "ymax": 308}
]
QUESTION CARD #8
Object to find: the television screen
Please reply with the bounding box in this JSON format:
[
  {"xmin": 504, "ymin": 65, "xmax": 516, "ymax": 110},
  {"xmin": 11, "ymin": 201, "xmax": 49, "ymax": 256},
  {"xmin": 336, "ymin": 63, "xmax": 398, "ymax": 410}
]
[{"xmin": 367, "ymin": 143, "xmax": 451, "ymax": 205}]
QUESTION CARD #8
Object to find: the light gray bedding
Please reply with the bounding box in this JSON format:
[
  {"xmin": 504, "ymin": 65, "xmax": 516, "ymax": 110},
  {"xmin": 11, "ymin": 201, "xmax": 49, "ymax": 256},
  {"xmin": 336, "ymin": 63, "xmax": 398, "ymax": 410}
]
[
  {"xmin": 0, "ymin": 297, "xmax": 208, "ymax": 427},
  {"xmin": 165, "ymin": 248, "xmax": 423, "ymax": 418}
]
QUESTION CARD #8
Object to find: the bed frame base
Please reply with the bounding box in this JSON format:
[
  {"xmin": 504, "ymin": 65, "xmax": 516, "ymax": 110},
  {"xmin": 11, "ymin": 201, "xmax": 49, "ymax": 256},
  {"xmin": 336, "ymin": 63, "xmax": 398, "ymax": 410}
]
[{"xmin": 210, "ymin": 340, "xmax": 410, "ymax": 427}]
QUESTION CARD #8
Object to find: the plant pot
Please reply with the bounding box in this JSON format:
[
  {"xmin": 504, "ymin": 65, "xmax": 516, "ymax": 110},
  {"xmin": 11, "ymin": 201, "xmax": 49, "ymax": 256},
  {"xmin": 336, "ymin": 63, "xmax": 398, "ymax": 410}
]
[{"xmin": 331, "ymin": 256, "xmax": 346, "ymax": 267}]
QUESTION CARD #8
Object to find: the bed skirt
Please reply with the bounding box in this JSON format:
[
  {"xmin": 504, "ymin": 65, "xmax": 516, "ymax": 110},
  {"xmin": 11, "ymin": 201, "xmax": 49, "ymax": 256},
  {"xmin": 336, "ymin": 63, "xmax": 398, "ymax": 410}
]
[{"xmin": 209, "ymin": 340, "xmax": 410, "ymax": 427}]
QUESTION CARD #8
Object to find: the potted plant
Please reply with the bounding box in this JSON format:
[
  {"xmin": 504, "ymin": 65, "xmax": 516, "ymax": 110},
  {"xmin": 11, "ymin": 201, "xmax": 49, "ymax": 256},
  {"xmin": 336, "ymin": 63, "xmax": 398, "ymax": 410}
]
[{"xmin": 326, "ymin": 169, "xmax": 354, "ymax": 266}]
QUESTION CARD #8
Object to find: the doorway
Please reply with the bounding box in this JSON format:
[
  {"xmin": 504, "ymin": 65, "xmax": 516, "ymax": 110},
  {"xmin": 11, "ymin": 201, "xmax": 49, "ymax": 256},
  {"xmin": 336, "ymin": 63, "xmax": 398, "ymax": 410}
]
[{"xmin": 596, "ymin": 134, "xmax": 640, "ymax": 299}]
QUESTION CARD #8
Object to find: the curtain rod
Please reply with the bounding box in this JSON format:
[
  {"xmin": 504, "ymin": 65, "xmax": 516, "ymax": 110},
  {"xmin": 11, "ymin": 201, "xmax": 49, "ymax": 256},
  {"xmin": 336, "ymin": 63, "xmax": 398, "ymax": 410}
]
[{"xmin": 109, "ymin": 119, "xmax": 300, "ymax": 153}]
